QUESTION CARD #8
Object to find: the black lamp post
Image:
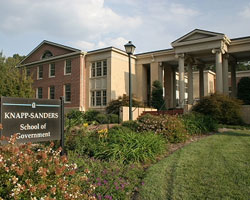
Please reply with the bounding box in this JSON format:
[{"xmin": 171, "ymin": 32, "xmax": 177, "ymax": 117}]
[{"xmin": 124, "ymin": 41, "xmax": 136, "ymax": 120}]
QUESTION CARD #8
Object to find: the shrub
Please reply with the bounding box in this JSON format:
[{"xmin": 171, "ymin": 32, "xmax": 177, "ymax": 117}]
[
  {"xmin": 151, "ymin": 80, "xmax": 166, "ymax": 110},
  {"xmin": 65, "ymin": 110, "xmax": 85, "ymax": 129},
  {"xmin": 68, "ymin": 153, "xmax": 144, "ymax": 200},
  {"xmin": 237, "ymin": 77, "xmax": 250, "ymax": 105},
  {"xmin": 0, "ymin": 135, "xmax": 94, "ymax": 199},
  {"xmin": 83, "ymin": 109, "xmax": 100, "ymax": 122},
  {"xmin": 192, "ymin": 94, "xmax": 243, "ymax": 125},
  {"xmin": 96, "ymin": 113, "xmax": 109, "ymax": 124},
  {"xmin": 121, "ymin": 120, "xmax": 140, "ymax": 131},
  {"xmin": 182, "ymin": 112, "xmax": 218, "ymax": 135},
  {"xmin": 137, "ymin": 114, "xmax": 188, "ymax": 143},
  {"xmin": 106, "ymin": 94, "xmax": 142, "ymax": 115},
  {"xmin": 96, "ymin": 129, "xmax": 167, "ymax": 164},
  {"xmin": 108, "ymin": 114, "xmax": 119, "ymax": 124}
]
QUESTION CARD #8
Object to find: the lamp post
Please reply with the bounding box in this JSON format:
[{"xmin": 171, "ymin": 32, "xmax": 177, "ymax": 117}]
[{"xmin": 124, "ymin": 41, "xmax": 136, "ymax": 121}]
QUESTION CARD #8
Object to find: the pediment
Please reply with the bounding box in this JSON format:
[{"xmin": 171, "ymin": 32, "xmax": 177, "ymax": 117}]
[
  {"xmin": 20, "ymin": 40, "xmax": 80, "ymax": 65},
  {"xmin": 172, "ymin": 29, "xmax": 225, "ymax": 47}
]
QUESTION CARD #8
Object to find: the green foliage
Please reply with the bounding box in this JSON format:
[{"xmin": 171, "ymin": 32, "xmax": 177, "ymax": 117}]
[
  {"xmin": 65, "ymin": 110, "xmax": 86, "ymax": 129},
  {"xmin": 0, "ymin": 135, "xmax": 93, "ymax": 199},
  {"xmin": 137, "ymin": 114, "xmax": 188, "ymax": 143},
  {"xmin": 96, "ymin": 113, "xmax": 109, "ymax": 124},
  {"xmin": 122, "ymin": 120, "xmax": 140, "ymax": 131},
  {"xmin": 0, "ymin": 52, "xmax": 34, "ymax": 98},
  {"xmin": 151, "ymin": 80, "xmax": 166, "ymax": 110},
  {"xmin": 192, "ymin": 94, "xmax": 243, "ymax": 125},
  {"xmin": 108, "ymin": 114, "xmax": 119, "ymax": 123},
  {"xmin": 237, "ymin": 77, "xmax": 250, "ymax": 105},
  {"xmin": 83, "ymin": 109, "xmax": 100, "ymax": 122},
  {"xmin": 66, "ymin": 126, "xmax": 166, "ymax": 164},
  {"xmin": 68, "ymin": 153, "xmax": 144, "ymax": 200},
  {"xmin": 182, "ymin": 112, "xmax": 218, "ymax": 135},
  {"xmin": 106, "ymin": 94, "xmax": 142, "ymax": 115}
]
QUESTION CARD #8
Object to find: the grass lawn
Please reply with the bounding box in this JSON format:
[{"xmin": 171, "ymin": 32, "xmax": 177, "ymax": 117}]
[{"xmin": 138, "ymin": 130, "xmax": 250, "ymax": 200}]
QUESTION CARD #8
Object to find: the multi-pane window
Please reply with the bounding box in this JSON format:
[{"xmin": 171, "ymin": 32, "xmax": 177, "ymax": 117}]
[
  {"xmin": 37, "ymin": 87, "xmax": 43, "ymax": 99},
  {"xmin": 91, "ymin": 63, "xmax": 96, "ymax": 77},
  {"xmin": 64, "ymin": 84, "xmax": 71, "ymax": 102},
  {"xmin": 65, "ymin": 59, "xmax": 71, "ymax": 75},
  {"xmin": 91, "ymin": 90, "xmax": 107, "ymax": 107},
  {"xmin": 91, "ymin": 60, "xmax": 107, "ymax": 77},
  {"xmin": 49, "ymin": 63, "xmax": 55, "ymax": 77},
  {"xmin": 38, "ymin": 65, "xmax": 43, "ymax": 79},
  {"xmin": 49, "ymin": 86, "xmax": 55, "ymax": 99}
]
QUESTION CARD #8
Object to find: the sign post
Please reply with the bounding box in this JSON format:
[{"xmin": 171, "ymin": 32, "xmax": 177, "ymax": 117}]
[{"xmin": 0, "ymin": 97, "xmax": 63, "ymax": 146}]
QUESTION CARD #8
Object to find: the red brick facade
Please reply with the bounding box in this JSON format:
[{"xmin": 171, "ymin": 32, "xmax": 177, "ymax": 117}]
[{"xmin": 20, "ymin": 41, "xmax": 85, "ymax": 110}]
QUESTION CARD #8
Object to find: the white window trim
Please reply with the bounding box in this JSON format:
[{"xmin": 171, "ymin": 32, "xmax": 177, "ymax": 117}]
[
  {"xmin": 90, "ymin": 90, "xmax": 107, "ymax": 107},
  {"xmin": 49, "ymin": 63, "xmax": 55, "ymax": 78},
  {"xmin": 37, "ymin": 66, "xmax": 43, "ymax": 80},
  {"xmin": 64, "ymin": 84, "xmax": 71, "ymax": 103},
  {"xmin": 90, "ymin": 60, "xmax": 107, "ymax": 78},
  {"xmin": 64, "ymin": 60, "xmax": 72, "ymax": 75},
  {"xmin": 36, "ymin": 87, "xmax": 43, "ymax": 99}
]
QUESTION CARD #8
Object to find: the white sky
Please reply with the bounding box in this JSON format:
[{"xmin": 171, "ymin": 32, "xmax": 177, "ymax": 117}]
[{"xmin": 0, "ymin": 0, "xmax": 250, "ymax": 57}]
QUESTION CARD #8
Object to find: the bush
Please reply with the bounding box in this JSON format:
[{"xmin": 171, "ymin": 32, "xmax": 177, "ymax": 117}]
[
  {"xmin": 83, "ymin": 109, "xmax": 100, "ymax": 122},
  {"xmin": 106, "ymin": 94, "xmax": 142, "ymax": 115},
  {"xmin": 151, "ymin": 80, "xmax": 166, "ymax": 110},
  {"xmin": 237, "ymin": 77, "xmax": 250, "ymax": 105},
  {"xmin": 108, "ymin": 114, "xmax": 119, "ymax": 123},
  {"xmin": 0, "ymin": 135, "xmax": 94, "ymax": 199},
  {"xmin": 68, "ymin": 153, "xmax": 144, "ymax": 200},
  {"xmin": 137, "ymin": 114, "xmax": 188, "ymax": 143},
  {"xmin": 67, "ymin": 126, "xmax": 166, "ymax": 164},
  {"xmin": 65, "ymin": 110, "xmax": 85, "ymax": 129},
  {"xmin": 192, "ymin": 94, "xmax": 243, "ymax": 125},
  {"xmin": 121, "ymin": 120, "xmax": 140, "ymax": 131},
  {"xmin": 182, "ymin": 112, "xmax": 218, "ymax": 135},
  {"xmin": 96, "ymin": 113, "xmax": 109, "ymax": 124},
  {"xmin": 96, "ymin": 129, "xmax": 167, "ymax": 164}
]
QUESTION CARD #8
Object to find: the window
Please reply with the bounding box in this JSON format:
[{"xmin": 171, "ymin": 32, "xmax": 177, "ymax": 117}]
[
  {"xmin": 37, "ymin": 87, "xmax": 43, "ymax": 99},
  {"xmin": 64, "ymin": 84, "xmax": 71, "ymax": 102},
  {"xmin": 91, "ymin": 63, "xmax": 96, "ymax": 77},
  {"xmin": 42, "ymin": 50, "xmax": 53, "ymax": 59},
  {"xmin": 49, "ymin": 63, "xmax": 55, "ymax": 77},
  {"xmin": 91, "ymin": 60, "xmax": 107, "ymax": 77},
  {"xmin": 96, "ymin": 91, "xmax": 101, "ymax": 106},
  {"xmin": 49, "ymin": 86, "xmax": 55, "ymax": 99},
  {"xmin": 96, "ymin": 62, "xmax": 102, "ymax": 76},
  {"xmin": 37, "ymin": 65, "xmax": 43, "ymax": 79},
  {"xmin": 103, "ymin": 90, "xmax": 107, "ymax": 106},
  {"xmin": 90, "ymin": 90, "xmax": 107, "ymax": 107},
  {"xmin": 103, "ymin": 60, "xmax": 107, "ymax": 76},
  {"xmin": 65, "ymin": 59, "xmax": 71, "ymax": 75}
]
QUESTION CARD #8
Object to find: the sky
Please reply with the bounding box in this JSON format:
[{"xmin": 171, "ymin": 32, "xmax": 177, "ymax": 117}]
[{"xmin": 1, "ymin": 0, "xmax": 250, "ymax": 57}]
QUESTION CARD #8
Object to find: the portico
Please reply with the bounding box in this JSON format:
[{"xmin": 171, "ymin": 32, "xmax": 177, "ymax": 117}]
[{"xmin": 136, "ymin": 29, "xmax": 250, "ymax": 109}]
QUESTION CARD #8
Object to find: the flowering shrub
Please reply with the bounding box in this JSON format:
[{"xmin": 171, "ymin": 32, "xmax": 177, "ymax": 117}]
[
  {"xmin": 0, "ymin": 135, "xmax": 95, "ymax": 200},
  {"xmin": 137, "ymin": 114, "xmax": 188, "ymax": 143},
  {"xmin": 68, "ymin": 152, "xmax": 144, "ymax": 200}
]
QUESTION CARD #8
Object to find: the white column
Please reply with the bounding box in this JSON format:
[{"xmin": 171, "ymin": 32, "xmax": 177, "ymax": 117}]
[
  {"xmin": 212, "ymin": 49, "xmax": 223, "ymax": 93},
  {"xmin": 199, "ymin": 66, "xmax": 204, "ymax": 98},
  {"xmin": 231, "ymin": 62, "xmax": 237, "ymax": 97},
  {"xmin": 172, "ymin": 66, "xmax": 177, "ymax": 108},
  {"xmin": 222, "ymin": 54, "xmax": 229, "ymax": 95},
  {"xmin": 187, "ymin": 62, "xmax": 193, "ymax": 104},
  {"xmin": 178, "ymin": 54, "xmax": 185, "ymax": 108}
]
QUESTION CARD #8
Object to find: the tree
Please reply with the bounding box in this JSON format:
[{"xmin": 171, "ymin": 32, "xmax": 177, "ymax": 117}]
[
  {"xmin": 0, "ymin": 52, "xmax": 34, "ymax": 98},
  {"xmin": 151, "ymin": 80, "xmax": 166, "ymax": 110},
  {"xmin": 237, "ymin": 77, "xmax": 250, "ymax": 105},
  {"xmin": 106, "ymin": 94, "xmax": 142, "ymax": 115}
]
